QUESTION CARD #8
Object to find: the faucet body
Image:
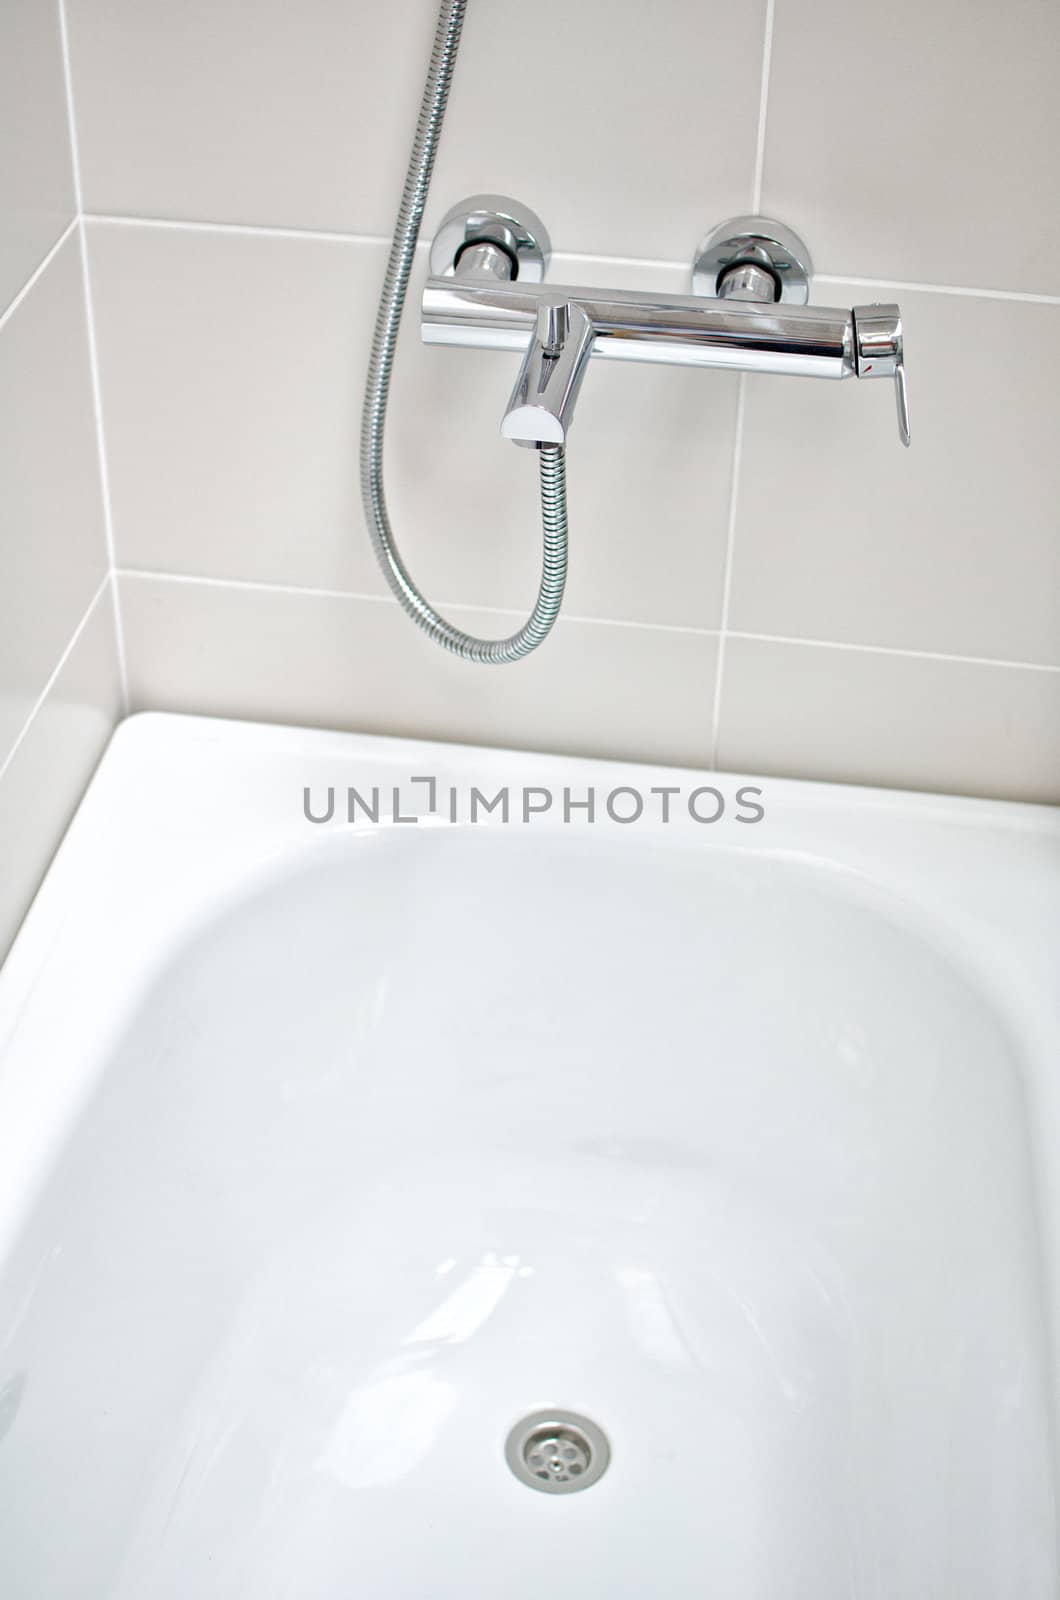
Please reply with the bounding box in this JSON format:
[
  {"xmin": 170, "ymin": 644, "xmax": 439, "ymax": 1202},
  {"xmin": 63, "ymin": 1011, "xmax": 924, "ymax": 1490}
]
[
  {"xmin": 423, "ymin": 206, "xmax": 909, "ymax": 447},
  {"xmin": 425, "ymin": 274, "xmax": 860, "ymax": 379}
]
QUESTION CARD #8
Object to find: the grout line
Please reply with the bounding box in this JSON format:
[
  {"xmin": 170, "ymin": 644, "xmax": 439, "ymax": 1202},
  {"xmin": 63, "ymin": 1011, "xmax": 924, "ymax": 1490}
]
[
  {"xmin": 115, "ymin": 568, "xmax": 719, "ymax": 639},
  {"xmin": 118, "ymin": 568, "xmax": 396, "ymax": 606},
  {"xmin": 115, "ymin": 568, "xmax": 1060, "ymax": 674},
  {"xmin": 712, "ymin": 0, "xmax": 776, "ymax": 771},
  {"xmin": 57, "ymin": 0, "xmax": 83, "ymax": 208},
  {"xmin": 79, "ymin": 211, "xmax": 1060, "ymax": 308},
  {"xmin": 554, "ymin": 251, "xmax": 695, "ymax": 276},
  {"xmin": 709, "ymin": 375, "xmax": 748, "ymax": 767},
  {"xmin": 751, "ymin": 0, "xmax": 776, "ymax": 212},
  {"xmin": 0, "ymin": 577, "xmax": 112, "ymax": 788},
  {"xmin": 106, "ymin": 571, "xmax": 128, "ymax": 704},
  {"xmin": 712, "ymin": 0, "xmax": 775, "ymax": 770},
  {"xmin": 60, "ymin": 0, "xmax": 129, "ymax": 713},
  {"xmin": 77, "ymin": 223, "xmax": 128, "ymax": 710},
  {"xmin": 434, "ymin": 600, "xmax": 714, "ymax": 636},
  {"xmin": 728, "ymin": 630, "xmax": 1060, "ymax": 675},
  {"xmin": 83, "ymin": 216, "xmax": 686, "ymax": 277},
  {"xmin": 815, "ymin": 272, "xmax": 1060, "ymax": 307},
  {"xmin": 84, "ymin": 212, "xmax": 392, "ymax": 250},
  {"xmin": 0, "ymin": 218, "xmax": 78, "ymax": 336}
]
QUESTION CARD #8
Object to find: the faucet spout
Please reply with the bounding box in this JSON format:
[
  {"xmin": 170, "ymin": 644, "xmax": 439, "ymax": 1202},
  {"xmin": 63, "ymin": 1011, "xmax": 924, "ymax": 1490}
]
[{"xmin": 501, "ymin": 300, "xmax": 595, "ymax": 447}]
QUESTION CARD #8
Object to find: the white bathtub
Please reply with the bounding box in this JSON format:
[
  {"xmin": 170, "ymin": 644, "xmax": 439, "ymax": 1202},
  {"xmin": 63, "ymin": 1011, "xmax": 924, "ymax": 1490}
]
[{"xmin": 1, "ymin": 713, "xmax": 1058, "ymax": 1597}]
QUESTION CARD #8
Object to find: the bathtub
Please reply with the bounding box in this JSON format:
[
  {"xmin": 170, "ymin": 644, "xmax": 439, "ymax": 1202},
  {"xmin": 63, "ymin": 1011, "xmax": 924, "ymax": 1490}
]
[{"xmin": 0, "ymin": 713, "xmax": 1058, "ymax": 1597}]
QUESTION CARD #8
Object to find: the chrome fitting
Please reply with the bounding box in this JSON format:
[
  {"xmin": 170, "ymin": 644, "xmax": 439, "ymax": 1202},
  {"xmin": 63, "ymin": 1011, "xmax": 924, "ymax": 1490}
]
[
  {"xmin": 423, "ymin": 202, "xmax": 910, "ymax": 446},
  {"xmin": 692, "ymin": 216, "xmax": 813, "ymax": 304},
  {"xmin": 429, "ymin": 195, "xmax": 551, "ymax": 283}
]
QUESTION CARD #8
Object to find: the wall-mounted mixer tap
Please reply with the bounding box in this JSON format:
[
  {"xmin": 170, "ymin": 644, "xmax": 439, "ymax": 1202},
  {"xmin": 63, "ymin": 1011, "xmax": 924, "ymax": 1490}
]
[
  {"xmin": 361, "ymin": 1, "xmax": 909, "ymax": 664},
  {"xmin": 424, "ymin": 199, "xmax": 911, "ymax": 448}
]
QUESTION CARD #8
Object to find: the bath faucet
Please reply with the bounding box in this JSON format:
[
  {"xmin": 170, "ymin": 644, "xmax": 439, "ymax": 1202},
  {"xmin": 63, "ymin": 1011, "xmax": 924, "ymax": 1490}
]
[
  {"xmin": 424, "ymin": 201, "xmax": 911, "ymax": 448},
  {"xmin": 444, "ymin": 229, "xmax": 596, "ymax": 447},
  {"xmin": 364, "ymin": 0, "xmax": 909, "ymax": 664}
]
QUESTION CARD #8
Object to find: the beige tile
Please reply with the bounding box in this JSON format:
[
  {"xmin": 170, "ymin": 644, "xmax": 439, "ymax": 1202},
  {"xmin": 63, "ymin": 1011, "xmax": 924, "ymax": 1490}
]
[
  {"xmin": 66, "ymin": 0, "xmax": 439, "ymax": 233},
  {"xmin": 89, "ymin": 223, "xmax": 737, "ymax": 629},
  {"xmin": 761, "ymin": 0, "xmax": 1060, "ymax": 293},
  {"xmin": 0, "ymin": 591, "xmax": 123, "ymax": 962},
  {"xmin": 424, "ymin": 0, "xmax": 767, "ymax": 263},
  {"xmin": 120, "ymin": 574, "xmax": 717, "ymax": 768},
  {"xmin": 0, "ymin": 235, "xmax": 110, "ymax": 763},
  {"xmin": 717, "ymin": 636, "xmax": 1060, "ymax": 803},
  {"xmin": 86, "ymin": 222, "xmax": 387, "ymax": 596},
  {"xmin": 727, "ymin": 288, "xmax": 1060, "ymax": 667},
  {"xmin": 0, "ymin": 0, "xmax": 76, "ymax": 313},
  {"xmin": 68, "ymin": 0, "xmax": 765, "ymax": 262}
]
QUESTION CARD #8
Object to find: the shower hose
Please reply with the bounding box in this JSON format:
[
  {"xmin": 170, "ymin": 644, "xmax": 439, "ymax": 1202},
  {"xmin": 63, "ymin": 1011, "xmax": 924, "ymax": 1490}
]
[{"xmin": 359, "ymin": 0, "xmax": 567, "ymax": 662}]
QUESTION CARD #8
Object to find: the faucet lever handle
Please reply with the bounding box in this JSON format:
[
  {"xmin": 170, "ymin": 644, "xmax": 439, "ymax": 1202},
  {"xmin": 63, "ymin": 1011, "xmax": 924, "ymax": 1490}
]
[
  {"xmin": 852, "ymin": 304, "xmax": 910, "ymax": 447},
  {"xmin": 893, "ymin": 360, "xmax": 911, "ymax": 448}
]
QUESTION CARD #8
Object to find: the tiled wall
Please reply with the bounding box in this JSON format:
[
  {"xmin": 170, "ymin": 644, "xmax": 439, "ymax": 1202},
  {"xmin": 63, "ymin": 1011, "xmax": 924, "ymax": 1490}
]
[
  {"xmin": 0, "ymin": 0, "xmax": 124, "ymax": 958},
  {"xmin": 12, "ymin": 0, "xmax": 1060, "ymax": 868}
]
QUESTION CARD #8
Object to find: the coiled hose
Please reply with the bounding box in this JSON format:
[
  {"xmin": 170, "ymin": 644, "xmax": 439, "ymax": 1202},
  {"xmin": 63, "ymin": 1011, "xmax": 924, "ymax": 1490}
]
[{"xmin": 359, "ymin": 0, "xmax": 568, "ymax": 663}]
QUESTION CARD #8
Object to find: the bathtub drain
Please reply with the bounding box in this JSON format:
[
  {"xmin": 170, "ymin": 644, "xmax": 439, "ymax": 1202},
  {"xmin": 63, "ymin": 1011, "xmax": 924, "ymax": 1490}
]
[{"xmin": 505, "ymin": 1410, "xmax": 610, "ymax": 1494}]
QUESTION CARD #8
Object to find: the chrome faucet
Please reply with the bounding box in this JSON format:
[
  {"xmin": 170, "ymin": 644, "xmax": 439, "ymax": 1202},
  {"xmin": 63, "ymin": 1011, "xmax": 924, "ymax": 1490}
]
[
  {"xmin": 441, "ymin": 225, "xmax": 596, "ymax": 447},
  {"xmin": 501, "ymin": 300, "xmax": 595, "ymax": 447},
  {"xmin": 424, "ymin": 199, "xmax": 910, "ymax": 447}
]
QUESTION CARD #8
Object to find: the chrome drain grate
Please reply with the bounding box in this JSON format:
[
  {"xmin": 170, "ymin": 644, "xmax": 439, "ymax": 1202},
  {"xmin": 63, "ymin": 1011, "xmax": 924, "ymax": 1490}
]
[{"xmin": 505, "ymin": 1410, "xmax": 610, "ymax": 1494}]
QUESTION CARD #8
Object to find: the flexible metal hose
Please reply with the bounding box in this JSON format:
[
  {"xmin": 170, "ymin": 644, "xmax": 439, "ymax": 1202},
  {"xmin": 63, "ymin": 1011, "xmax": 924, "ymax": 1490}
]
[{"xmin": 359, "ymin": 0, "xmax": 568, "ymax": 663}]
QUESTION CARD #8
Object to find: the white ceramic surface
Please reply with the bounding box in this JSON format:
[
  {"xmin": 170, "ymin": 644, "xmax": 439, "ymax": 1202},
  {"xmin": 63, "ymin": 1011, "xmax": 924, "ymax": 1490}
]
[{"xmin": 0, "ymin": 714, "xmax": 1058, "ymax": 1596}]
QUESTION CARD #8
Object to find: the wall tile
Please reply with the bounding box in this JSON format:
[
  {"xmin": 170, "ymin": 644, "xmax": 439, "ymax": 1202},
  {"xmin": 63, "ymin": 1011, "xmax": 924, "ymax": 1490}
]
[
  {"xmin": 423, "ymin": 0, "xmax": 767, "ymax": 262},
  {"xmin": 727, "ymin": 288, "xmax": 1060, "ymax": 667},
  {"xmin": 0, "ymin": 235, "xmax": 110, "ymax": 764},
  {"xmin": 88, "ymin": 222, "xmax": 737, "ymax": 629},
  {"xmin": 0, "ymin": 0, "xmax": 77, "ymax": 313},
  {"xmin": 0, "ymin": 591, "xmax": 123, "ymax": 960},
  {"xmin": 717, "ymin": 637, "xmax": 1060, "ymax": 803},
  {"xmin": 86, "ymin": 223, "xmax": 387, "ymax": 596},
  {"xmin": 67, "ymin": 2, "xmax": 1060, "ymax": 805},
  {"xmin": 762, "ymin": 0, "xmax": 1060, "ymax": 293},
  {"xmin": 67, "ymin": 0, "xmax": 765, "ymax": 262},
  {"xmin": 119, "ymin": 574, "xmax": 717, "ymax": 768},
  {"xmin": 65, "ymin": 0, "xmax": 437, "ymax": 234}
]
